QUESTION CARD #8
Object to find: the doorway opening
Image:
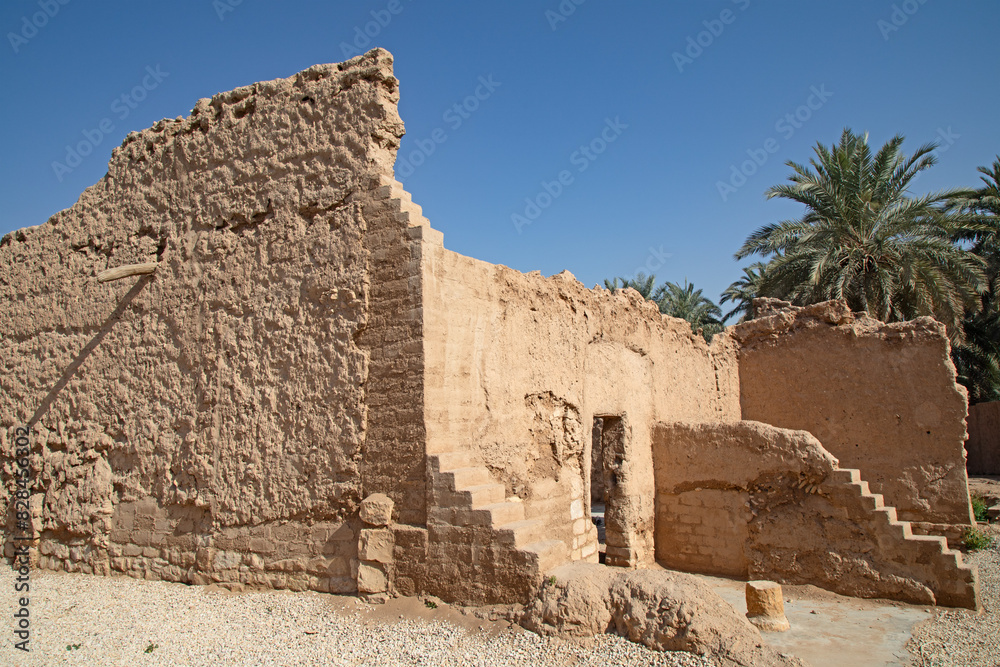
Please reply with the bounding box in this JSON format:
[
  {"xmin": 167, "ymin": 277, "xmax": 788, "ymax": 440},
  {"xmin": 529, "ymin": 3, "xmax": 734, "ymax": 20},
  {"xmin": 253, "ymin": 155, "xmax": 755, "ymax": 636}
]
[
  {"xmin": 591, "ymin": 416, "xmax": 607, "ymax": 562},
  {"xmin": 591, "ymin": 414, "xmax": 626, "ymax": 565}
]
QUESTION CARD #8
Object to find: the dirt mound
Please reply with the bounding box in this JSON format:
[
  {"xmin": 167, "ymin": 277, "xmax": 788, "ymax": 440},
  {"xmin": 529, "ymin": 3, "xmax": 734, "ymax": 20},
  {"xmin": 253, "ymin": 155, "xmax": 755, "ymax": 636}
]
[{"xmin": 521, "ymin": 563, "xmax": 804, "ymax": 666}]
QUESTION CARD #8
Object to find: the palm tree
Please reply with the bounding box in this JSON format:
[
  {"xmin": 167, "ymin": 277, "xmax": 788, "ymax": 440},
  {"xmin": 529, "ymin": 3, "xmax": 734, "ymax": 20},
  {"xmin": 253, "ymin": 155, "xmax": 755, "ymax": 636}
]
[
  {"xmin": 949, "ymin": 157, "xmax": 1000, "ymax": 403},
  {"xmin": 720, "ymin": 262, "xmax": 767, "ymax": 323},
  {"xmin": 656, "ymin": 280, "xmax": 724, "ymax": 341},
  {"xmin": 603, "ymin": 273, "xmax": 657, "ymax": 299},
  {"xmin": 735, "ymin": 128, "xmax": 985, "ymax": 341}
]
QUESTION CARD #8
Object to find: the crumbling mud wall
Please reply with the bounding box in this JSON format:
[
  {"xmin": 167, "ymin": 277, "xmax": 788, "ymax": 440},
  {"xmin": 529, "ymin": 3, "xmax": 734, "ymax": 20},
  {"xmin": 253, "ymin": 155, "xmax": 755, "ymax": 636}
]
[
  {"xmin": 0, "ymin": 49, "xmax": 423, "ymax": 593},
  {"xmin": 652, "ymin": 421, "xmax": 979, "ymax": 609},
  {"xmin": 733, "ymin": 300, "xmax": 974, "ymax": 529},
  {"xmin": 416, "ymin": 245, "xmax": 740, "ymax": 601}
]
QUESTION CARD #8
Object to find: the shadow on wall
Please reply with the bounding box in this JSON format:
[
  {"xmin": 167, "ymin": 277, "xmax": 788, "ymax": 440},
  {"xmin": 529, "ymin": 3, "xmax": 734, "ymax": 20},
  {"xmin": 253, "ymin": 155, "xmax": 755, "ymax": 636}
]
[{"xmin": 29, "ymin": 274, "xmax": 154, "ymax": 428}]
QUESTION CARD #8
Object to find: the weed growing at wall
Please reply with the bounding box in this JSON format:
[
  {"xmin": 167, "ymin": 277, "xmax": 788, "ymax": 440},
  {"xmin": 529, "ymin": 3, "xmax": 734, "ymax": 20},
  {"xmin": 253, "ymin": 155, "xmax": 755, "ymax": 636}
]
[
  {"xmin": 962, "ymin": 526, "xmax": 994, "ymax": 551},
  {"xmin": 971, "ymin": 494, "xmax": 991, "ymax": 523}
]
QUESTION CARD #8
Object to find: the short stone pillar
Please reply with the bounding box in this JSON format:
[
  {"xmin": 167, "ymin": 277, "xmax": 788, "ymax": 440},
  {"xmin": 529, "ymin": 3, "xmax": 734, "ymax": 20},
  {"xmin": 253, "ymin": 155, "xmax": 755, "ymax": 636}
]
[
  {"xmin": 745, "ymin": 580, "xmax": 790, "ymax": 632},
  {"xmin": 357, "ymin": 494, "xmax": 395, "ymax": 603}
]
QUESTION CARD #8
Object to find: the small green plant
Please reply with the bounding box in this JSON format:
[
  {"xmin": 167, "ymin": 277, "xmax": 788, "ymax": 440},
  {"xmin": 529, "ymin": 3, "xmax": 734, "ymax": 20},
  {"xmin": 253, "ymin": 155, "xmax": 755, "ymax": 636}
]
[
  {"xmin": 971, "ymin": 494, "xmax": 991, "ymax": 523},
  {"xmin": 144, "ymin": 643, "xmax": 158, "ymax": 654},
  {"xmin": 547, "ymin": 575, "xmax": 557, "ymax": 586},
  {"xmin": 66, "ymin": 644, "xmax": 81, "ymax": 651},
  {"xmin": 962, "ymin": 526, "xmax": 994, "ymax": 551},
  {"xmin": 424, "ymin": 599, "xmax": 437, "ymax": 609}
]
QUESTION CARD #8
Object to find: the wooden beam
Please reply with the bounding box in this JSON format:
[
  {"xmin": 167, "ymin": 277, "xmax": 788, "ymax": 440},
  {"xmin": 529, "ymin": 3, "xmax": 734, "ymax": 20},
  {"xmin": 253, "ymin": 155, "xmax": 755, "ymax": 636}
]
[{"xmin": 97, "ymin": 262, "xmax": 158, "ymax": 283}]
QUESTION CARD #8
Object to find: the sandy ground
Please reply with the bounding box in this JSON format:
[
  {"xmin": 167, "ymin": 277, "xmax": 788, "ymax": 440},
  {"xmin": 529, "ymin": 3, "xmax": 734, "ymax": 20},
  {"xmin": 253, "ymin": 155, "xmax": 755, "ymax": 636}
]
[{"xmin": 698, "ymin": 575, "xmax": 930, "ymax": 666}]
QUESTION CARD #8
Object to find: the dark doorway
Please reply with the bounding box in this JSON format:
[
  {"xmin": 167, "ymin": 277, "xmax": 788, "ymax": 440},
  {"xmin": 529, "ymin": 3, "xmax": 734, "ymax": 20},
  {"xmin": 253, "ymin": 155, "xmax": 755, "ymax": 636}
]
[
  {"xmin": 593, "ymin": 414, "xmax": 630, "ymax": 567},
  {"xmin": 591, "ymin": 417, "xmax": 608, "ymax": 562}
]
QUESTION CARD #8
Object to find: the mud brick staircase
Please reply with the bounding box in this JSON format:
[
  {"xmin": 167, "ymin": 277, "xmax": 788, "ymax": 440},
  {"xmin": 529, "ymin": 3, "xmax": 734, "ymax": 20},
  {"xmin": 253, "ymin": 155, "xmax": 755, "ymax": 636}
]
[
  {"xmin": 821, "ymin": 467, "xmax": 978, "ymax": 608},
  {"xmin": 374, "ymin": 174, "xmax": 443, "ymax": 247},
  {"xmin": 427, "ymin": 446, "xmax": 567, "ymax": 574},
  {"xmin": 372, "ymin": 175, "xmax": 569, "ymax": 603}
]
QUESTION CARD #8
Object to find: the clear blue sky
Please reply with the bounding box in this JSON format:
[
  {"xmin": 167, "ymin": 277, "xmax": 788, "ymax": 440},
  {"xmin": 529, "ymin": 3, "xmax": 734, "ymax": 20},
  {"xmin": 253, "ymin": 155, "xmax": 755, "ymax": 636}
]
[{"xmin": 2, "ymin": 0, "xmax": 998, "ymax": 304}]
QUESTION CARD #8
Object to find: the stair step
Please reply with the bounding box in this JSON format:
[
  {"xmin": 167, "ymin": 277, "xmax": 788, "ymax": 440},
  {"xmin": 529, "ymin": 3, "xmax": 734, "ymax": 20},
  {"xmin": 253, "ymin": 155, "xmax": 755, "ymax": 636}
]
[
  {"xmin": 495, "ymin": 518, "xmax": 547, "ymax": 548},
  {"xmin": 874, "ymin": 506, "xmax": 899, "ymax": 523},
  {"xmin": 462, "ymin": 483, "xmax": 507, "ymax": 508},
  {"xmin": 447, "ymin": 467, "xmax": 491, "ymax": 490},
  {"xmin": 882, "ymin": 518, "xmax": 913, "ymax": 539},
  {"xmin": 457, "ymin": 501, "xmax": 525, "ymax": 527},
  {"xmin": 433, "ymin": 451, "xmax": 471, "ymax": 472},
  {"xmin": 427, "ymin": 439, "xmax": 475, "ymax": 455},
  {"xmin": 406, "ymin": 225, "xmax": 443, "ymax": 246},
  {"xmin": 908, "ymin": 535, "xmax": 955, "ymax": 563},
  {"xmin": 375, "ymin": 185, "xmax": 410, "ymax": 203},
  {"xmin": 375, "ymin": 175, "xmax": 410, "ymax": 199},
  {"xmin": 523, "ymin": 539, "xmax": 567, "ymax": 573},
  {"xmin": 396, "ymin": 210, "xmax": 429, "ymax": 227},
  {"xmin": 854, "ymin": 491, "xmax": 884, "ymax": 511},
  {"xmin": 829, "ymin": 468, "xmax": 860, "ymax": 484},
  {"xmin": 390, "ymin": 198, "xmax": 423, "ymax": 217}
]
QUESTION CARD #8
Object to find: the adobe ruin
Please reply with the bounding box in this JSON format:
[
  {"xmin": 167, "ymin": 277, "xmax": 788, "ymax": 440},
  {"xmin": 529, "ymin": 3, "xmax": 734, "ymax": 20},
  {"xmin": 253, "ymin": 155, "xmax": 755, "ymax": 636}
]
[{"xmin": 1, "ymin": 48, "xmax": 980, "ymax": 611}]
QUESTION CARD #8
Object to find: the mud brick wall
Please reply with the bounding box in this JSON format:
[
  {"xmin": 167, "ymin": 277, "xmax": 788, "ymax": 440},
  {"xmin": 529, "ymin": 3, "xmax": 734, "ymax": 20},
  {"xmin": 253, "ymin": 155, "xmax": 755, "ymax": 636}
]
[
  {"xmin": 655, "ymin": 489, "xmax": 749, "ymax": 577},
  {"xmin": 38, "ymin": 498, "xmax": 359, "ymax": 593},
  {"xmin": 421, "ymin": 246, "xmax": 741, "ymax": 572},
  {"xmin": 0, "ymin": 49, "xmax": 406, "ymax": 594},
  {"xmin": 733, "ymin": 300, "xmax": 974, "ymax": 526},
  {"xmin": 967, "ymin": 401, "xmax": 1000, "ymax": 475}
]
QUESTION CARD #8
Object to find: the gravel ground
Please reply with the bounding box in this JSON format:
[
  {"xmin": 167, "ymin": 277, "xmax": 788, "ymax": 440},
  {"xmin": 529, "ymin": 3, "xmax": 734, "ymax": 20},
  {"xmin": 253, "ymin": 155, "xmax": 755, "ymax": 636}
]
[
  {"xmin": 907, "ymin": 523, "xmax": 1000, "ymax": 667},
  {"xmin": 13, "ymin": 530, "xmax": 998, "ymax": 667},
  {"xmin": 1, "ymin": 568, "xmax": 715, "ymax": 667}
]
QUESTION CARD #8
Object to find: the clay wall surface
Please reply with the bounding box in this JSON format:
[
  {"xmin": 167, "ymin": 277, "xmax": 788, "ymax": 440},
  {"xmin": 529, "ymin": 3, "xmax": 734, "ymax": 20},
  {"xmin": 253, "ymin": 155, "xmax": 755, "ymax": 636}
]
[
  {"xmin": 734, "ymin": 300, "xmax": 974, "ymax": 527},
  {"xmin": 967, "ymin": 401, "xmax": 1000, "ymax": 475},
  {"xmin": 0, "ymin": 50, "xmax": 415, "ymax": 592},
  {"xmin": 652, "ymin": 421, "xmax": 979, "ymax": 609},
  {"xmin": 420, "ymin": 245, "xmax": 740, "ymax": 577}
]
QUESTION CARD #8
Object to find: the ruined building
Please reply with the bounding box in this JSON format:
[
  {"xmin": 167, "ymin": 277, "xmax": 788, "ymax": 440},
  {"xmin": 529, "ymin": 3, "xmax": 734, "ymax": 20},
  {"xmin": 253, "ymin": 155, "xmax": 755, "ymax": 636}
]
[{"xmin": 1, "ymin": 49, "xmax": 980, "ymax": 610}]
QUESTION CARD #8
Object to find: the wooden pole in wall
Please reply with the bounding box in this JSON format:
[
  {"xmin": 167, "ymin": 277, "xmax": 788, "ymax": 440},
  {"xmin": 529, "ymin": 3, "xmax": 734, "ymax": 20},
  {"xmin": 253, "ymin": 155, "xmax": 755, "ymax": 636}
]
[{"xmin": 97, "ymin": 262, "xmax": 158, "ymax": 283}]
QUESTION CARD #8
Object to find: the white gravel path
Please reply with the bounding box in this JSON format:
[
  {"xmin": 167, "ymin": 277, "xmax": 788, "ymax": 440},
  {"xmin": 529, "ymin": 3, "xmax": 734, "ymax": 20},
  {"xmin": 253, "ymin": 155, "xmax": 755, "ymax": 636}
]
[{"xmin": 1, "ymin": 568, "xmax": 715, "ymax": 666}]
